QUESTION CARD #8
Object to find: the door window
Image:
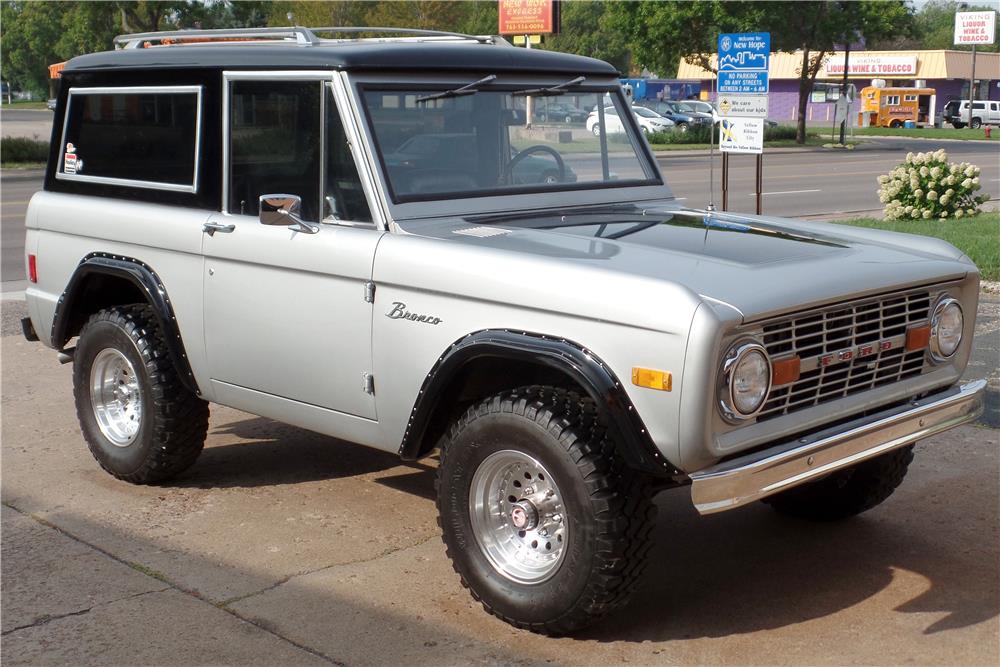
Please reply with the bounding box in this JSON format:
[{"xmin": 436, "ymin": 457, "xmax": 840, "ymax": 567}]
[
  {"xmin": 324, "ymin": 87, "xmax": 373, "ymax": 223},
  {"xmin": 229, "ymin": 81, "xmax": 321, "ymax": 220}
]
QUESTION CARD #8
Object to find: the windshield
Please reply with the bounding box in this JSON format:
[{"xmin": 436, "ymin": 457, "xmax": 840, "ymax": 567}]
[
  {"xmin": 633, "ymin": 107, "xmax": 659, "ymax": 118},
  {"xmin": 362, "ymin": 86, "xmax": 659, "ymax": 202}
]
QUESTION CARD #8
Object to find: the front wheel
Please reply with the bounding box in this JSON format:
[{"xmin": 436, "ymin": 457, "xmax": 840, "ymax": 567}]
[
  {"xmin": 763, "ymin": 446, "xmax": 914, "ymax": 521},
  {"xmin": 73, "ymin": 304, "xmax": 209, "ymax": 483},
  {"xmin": 952, "ymin": 122, "xmax": 966, "ymax": 129},
  {"xmin": 436, "ymin": 386, "xmax": 655, "ymax": 635}
]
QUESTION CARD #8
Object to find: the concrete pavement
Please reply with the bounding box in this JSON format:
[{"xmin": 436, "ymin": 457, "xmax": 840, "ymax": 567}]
[{"xmin": 1, "ymin": 300, "xmax": 998, "ymax": 665}]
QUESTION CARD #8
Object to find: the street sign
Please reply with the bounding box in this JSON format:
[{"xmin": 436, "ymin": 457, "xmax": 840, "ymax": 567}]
[
  {"xmin": 954, "ymin": 10, "xmax": 996, "ymax": 45},
  {"xmin": 719, "ymin": 117, "xmax": 764, "ymax": 154},
  {"xmin": 499, "ymin": 0, "xmax": 560, "ymax": 35},
  {"xmin": 717, "ymin": 32, "xmax": 770, "ymax": 94},
  {"xmin": 717, "ymin": 94, "xmax": 768, "ymax": 118}
]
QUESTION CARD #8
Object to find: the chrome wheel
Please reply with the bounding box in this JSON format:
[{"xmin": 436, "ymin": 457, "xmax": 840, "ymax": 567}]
[
  {"xmin": 469, "ymin": 450, "xmax": 568, "ymax": 584},
  {"xmin": 90, "ymin": 348, "xmax": 143, "ymax": 447}
]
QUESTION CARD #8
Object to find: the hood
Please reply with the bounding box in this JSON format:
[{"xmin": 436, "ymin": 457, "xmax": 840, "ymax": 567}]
[{"xmin": 395, "ymin": 204, "xmax": 972, "ymax": 323}]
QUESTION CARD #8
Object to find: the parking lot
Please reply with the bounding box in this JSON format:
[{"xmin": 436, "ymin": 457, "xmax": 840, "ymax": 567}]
[{"xmin": 1, "ymin": 291, "xmax": 997, "ymax": 664}]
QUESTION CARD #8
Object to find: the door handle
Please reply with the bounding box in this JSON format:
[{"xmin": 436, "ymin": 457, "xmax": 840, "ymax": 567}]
[{"xmin": 203, "ymin": 221, "xmax": 236, "ymax": 236}]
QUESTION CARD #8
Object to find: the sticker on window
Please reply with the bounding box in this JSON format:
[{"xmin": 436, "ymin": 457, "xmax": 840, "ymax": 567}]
[{"xmin": 64, "ymin": 143, "xmax": 78, "ymax": 174}]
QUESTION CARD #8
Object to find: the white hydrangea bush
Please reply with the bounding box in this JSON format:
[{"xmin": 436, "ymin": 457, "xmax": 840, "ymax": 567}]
[{"xmin": 878, "ymin": 149, "xmax": 989, "ymax": 220}]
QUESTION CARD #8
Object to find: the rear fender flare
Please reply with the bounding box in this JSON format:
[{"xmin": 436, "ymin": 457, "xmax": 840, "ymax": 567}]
[{"xmin": 52, "ymin": 252, "xmax": 199, "ymax": 395}]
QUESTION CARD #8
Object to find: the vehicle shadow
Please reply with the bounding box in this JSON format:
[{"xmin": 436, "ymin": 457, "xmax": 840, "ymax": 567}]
[
  {"xmin": 170, "ymin": 415, "xmax": 403, "ymax": 489},
  {"xmin": 580, "ymin": 486, "xmax": 999, "ymax": 642}
]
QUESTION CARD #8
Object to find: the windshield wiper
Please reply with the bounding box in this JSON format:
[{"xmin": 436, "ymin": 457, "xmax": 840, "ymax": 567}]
[
  {"xmin": 415, "ymin": 74, "xmax": 497, "ymax": 103},
  {"xmin": 512, "ymin": 76, "xmax": 586, "ymax": 97}
]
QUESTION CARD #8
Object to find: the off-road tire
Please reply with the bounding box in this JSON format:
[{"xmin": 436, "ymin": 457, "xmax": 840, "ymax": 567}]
[
  {"xmin": 763, "ymin": 446, "xmax": 914, "ymax": 521},
  {"xmin": 436, "ymin": 385, "xmax": 656, "ymax": 635},
  {"xmin": 73, "ymin": 304, "xmax": 209, "ymax": 483}
]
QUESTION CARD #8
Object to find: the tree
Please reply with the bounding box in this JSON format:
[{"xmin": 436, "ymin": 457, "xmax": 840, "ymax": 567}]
[
  {"xmin": 541, "ymin": 1, "xmax": 630, "ymax": 74},
  {"xmin": 608, "ymin": 1, "xmax": 914, "ymax": 144}
]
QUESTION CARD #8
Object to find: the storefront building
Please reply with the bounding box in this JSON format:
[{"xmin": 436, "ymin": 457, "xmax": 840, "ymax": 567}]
[{"xmin": 675, "ymin": 49, "xmax": 1000, "ymax": 125}]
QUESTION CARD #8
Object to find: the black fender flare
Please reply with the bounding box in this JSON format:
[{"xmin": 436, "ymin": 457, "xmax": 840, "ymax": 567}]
[
  {"xmin": 397, "ymin": 329, "xmax": 679, "ymax": 476},
  {"xmin": 52, "ymin": 253, "xmax": 200, "ymax": 395}
]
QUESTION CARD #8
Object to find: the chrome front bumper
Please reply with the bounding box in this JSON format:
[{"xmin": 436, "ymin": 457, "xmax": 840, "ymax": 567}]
[{"xmin": 690, "ymin": 380, "xmax": 986, "ymax": 514}]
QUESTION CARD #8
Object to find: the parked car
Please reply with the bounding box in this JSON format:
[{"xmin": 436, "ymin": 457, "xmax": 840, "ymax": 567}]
[
  {"xmin": 533, "ymin": 102, "xmax": 589, "ymax": 124},
  {"xmin": 634, "ymin": 99, "xmax": 712, "ymax": 132},
  {"xmin": 942, "ymin": 99, "xmax": 1000, "ymax": 129},
  {"xmin": 586, "ymin": 105, "xmax": 674, "ymax": 135},
  {"xmin": 22, "ymin": 25, "xmax": 985, "ymax": 637}
]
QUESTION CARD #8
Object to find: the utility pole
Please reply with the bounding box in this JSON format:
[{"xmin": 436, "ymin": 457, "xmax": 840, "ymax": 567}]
[
  {"xmin": 968, "ymin": 44, "xmax": 977, "ymax": 125},
  {"xmin": 839, "ymin": 42, "xmax": 850, "ymax": 145}
]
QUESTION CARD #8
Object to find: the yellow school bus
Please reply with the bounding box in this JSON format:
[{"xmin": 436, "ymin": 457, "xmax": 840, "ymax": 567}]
[{"xmin": 858, "ymin": 86, "xmax": 936, "ymax": 128}]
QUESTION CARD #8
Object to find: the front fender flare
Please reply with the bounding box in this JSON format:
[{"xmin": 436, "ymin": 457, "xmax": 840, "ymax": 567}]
[
  {"xmin": 398, "ymin": 330, "xmax": 679, "ymax": 476},
  {"xmin": 52, "ymin": 253, "xmax": 199, "ymax": 395}
]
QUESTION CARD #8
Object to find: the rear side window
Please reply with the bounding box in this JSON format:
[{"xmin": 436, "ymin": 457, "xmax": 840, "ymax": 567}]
[{"xmin": 57, "ymin": 86, "xmax": 201, "ymax": 192}]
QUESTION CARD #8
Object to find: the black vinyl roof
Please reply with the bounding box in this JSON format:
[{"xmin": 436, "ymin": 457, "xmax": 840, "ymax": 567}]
[{"xmin": 65, "ymin": 41, "xmax": 619, "ymax": 76}]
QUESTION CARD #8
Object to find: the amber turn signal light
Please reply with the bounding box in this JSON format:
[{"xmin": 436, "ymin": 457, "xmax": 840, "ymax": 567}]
[
  {"xmin": 905, "ymin": 325, "xmax": 931, "ymax": 352},
  {"xmin": 631, "ymin": 367, "xmax": 672, "ymax": 391},
  {"xmin": 771, "ymin": 356, "xmax": 801, "ymax": 386}
]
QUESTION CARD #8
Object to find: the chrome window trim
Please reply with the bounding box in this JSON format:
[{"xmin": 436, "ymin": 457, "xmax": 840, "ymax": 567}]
[
  {"xmin": 332, "ymin": 73, "xmax": 389, "ymax": 230},
  {"xmin": 55, "ymin": 85, "xmax": 203, "ymax": 193}
]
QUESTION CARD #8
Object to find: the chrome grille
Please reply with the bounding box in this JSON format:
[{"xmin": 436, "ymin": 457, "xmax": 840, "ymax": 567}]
[{"xmin": 757, "ymin": 288, "xmax": 934, "ymax": 421}]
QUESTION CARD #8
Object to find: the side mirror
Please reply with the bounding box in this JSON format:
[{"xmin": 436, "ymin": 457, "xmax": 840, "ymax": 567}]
[{"xmin": 259, "ymin": 194, "xmax": 318, "ymax": 234}]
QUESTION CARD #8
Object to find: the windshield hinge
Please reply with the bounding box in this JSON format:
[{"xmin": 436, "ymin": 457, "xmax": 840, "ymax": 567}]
[
  {"xmin": 363, "ymin": 372, "xmax": 375, "ymax": 395},
  {"xmin": 363, "ymin": 281, "xmax": 376, "ymax": 303}
]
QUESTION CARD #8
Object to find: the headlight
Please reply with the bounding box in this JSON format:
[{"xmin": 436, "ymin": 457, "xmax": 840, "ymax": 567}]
[
  {"xmin": 930, "ymin": 297, "xmax": 964, "ymax": 361},
  {"xmin": 719, "ymin": 341, "xmax": 772, "ymax": 422}
]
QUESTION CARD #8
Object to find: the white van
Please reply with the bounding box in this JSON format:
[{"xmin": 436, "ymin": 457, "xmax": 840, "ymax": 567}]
[{"xmin": 942, "ymin": 99, "xmax": 1000, "ymax": 129}]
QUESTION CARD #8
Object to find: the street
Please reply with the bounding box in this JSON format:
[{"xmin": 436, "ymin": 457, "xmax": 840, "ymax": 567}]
[
  {"xmin": 0, "ymin": 108, "xmax": 54, "ymax": 140},
  {"xmin": 658, "ymin": 138, "xmax": 1000, "ymax": 217}
]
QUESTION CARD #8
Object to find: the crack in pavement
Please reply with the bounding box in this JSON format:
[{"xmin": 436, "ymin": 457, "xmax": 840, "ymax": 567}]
[
  {"xmin": 3, "ymin": 501, "xmax": 346, "ymax": 666},
  {"xmin": 1, "ymin": 588, "xmax": 170, "ymax": 636},
  {"xmin": 219, "ymin": 532, "xmax": 440, "ymax": 607}
]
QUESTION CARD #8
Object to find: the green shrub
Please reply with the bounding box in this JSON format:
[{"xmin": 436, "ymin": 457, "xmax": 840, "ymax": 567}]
[
  {"xmin": 648, "ymin": 123, "xmax": 797, "ymax": 145},
  {"xmin": 878, "ymin": 149, "xmax": 989, "ymax": 220},
  {"xmin": 1, "ymin": 137, "xmax": 49, "ymax": 165}
]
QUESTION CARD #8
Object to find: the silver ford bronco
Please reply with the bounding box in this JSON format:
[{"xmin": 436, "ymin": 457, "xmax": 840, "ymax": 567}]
[{"xmin": 21, "ymin": 27, "xmax": 985, "ymax": 634}]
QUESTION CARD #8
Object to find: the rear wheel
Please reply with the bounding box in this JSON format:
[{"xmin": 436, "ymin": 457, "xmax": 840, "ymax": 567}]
[
  {"xmin": 436, "ymin": 386, "xmax": 656, "ymax": 635},
  {"xmin": 591, "ymin": 124, "xmax": 601, "ymax": 137},
  {"xmin": 889, "ymin": 119, "xmax": 903, "ymax": 128},
  {"xmin": 970, "ymin": 117, "xmax": 982, "ymax": 129},
  {"xmin": 764, "ymin": 446, "xmax": 914, "ymax": 521},
  {"xmin": 73, "ymin": 304, "xmax": 209, "ymax": 483}
]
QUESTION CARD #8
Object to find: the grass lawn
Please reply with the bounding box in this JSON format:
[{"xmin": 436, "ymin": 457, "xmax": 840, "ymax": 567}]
[
  {"xmin": 851, "ymin": 126, "xmax": 997, "ymax": 141},
  {"xmin": 650, "ymin": 136, "xmax": 838, "ymax": 151},
  {"xmin": 0, "ymin": 101, "xmax": 49, "ymax": 110},
  {"xmin": 831, "ymin": 211, "xmax": 1000, "ymax": 281}
]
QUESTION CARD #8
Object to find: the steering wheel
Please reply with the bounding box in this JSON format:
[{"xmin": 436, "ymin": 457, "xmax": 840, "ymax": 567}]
[{"xmin": 504, "ymin": 144, "xmax": 566, "ymax": 185}]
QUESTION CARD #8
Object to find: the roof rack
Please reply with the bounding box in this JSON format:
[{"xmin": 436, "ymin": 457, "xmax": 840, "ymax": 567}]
[{"xmin": 113, "ymin": 26, "xmax": 501, "ymax": 50}]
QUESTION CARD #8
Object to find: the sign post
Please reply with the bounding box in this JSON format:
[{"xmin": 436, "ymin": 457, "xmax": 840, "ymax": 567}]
[
  {"xmin": 717, "ymin": 32, "xmax": 770, "ymax": 214},
  {"xmin": 955, "ymin": 11, "xmax": 997, "ymax": 126},
  {"xmin": 499, "ymin": 1, "xmax": 559, "ymax": 128}
]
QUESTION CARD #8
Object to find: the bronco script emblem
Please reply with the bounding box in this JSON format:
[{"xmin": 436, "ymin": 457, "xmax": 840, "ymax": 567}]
[{"xmin": 386, "ymin": 301, "xmax": 442, "ymax": 325}]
